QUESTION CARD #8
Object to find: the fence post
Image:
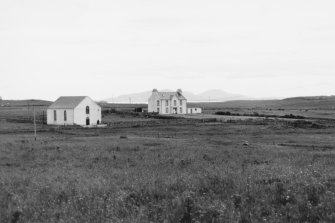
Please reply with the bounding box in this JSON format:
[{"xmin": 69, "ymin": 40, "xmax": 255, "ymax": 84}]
[{"xmin": 33, "ymin": 106, "xmax": 36, "ymax": 141}]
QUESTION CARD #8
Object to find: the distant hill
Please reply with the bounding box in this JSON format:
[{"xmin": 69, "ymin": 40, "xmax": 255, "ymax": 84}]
[
  {"xmin": 189, "ymin": 96, "xmax": 335, "ymax": 110},
  {"xmin": 278, "ymin": 96, "xmax": 335, "ymax": 109},
  {"xmin": 3, "ymin": 95, "xmax": 334, "ymax": 110},
  {"xmin": 104, "ymin": 89, "xmax": 250, "ymax": 103},
  {"xmin": 105, "ymin": 91, "xmax": 152, "ymax": 103},
  {"xmin": 1, "ymin": 99, "xmax": 52, "ymax": 107},
  {"xmin": 183, "ymin": 89, "xmax": 251, "ymax": 102}
]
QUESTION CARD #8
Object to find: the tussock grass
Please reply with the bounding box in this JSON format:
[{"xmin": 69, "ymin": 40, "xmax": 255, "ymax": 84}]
[{"xmin": 0, "ymin": 121, "xmax": 335, "ymax": 222}]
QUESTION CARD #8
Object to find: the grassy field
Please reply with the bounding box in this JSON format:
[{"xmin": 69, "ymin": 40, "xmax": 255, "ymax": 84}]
[
  {"xmin": 189, "ymin": 96, "xmax": 335, "ymax": 120},
  {"xmin": 1, "ymin": 109, "xmax": 335, "ymax": 222}
]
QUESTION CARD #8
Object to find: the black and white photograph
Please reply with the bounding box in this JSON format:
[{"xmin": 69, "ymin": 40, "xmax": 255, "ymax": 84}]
[{"xmin": 1, "ymin": 0, "xmax": 335, "ymax": 222}]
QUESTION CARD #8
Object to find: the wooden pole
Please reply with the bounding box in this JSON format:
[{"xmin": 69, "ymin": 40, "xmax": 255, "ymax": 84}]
[
  {"xmin": 33, "ymin": 106, "xmax": 36, "ymax": 141},
  {"xmin": 42, "ymin": 110, "xmax": 45, "ymax": 125}
]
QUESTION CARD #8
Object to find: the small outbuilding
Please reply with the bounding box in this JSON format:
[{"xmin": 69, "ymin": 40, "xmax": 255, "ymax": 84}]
[
  {"xmin": 47, "ymin": 96, "xmax": 101, "ymax": 126},
  {"xmin": 187, "ymin": 107, "xmax": 202, "ymax": 114}
]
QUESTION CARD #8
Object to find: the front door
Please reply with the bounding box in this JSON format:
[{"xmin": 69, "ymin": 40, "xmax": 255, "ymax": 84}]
[
  {"xmin": 173, "ymin": 108, "xmax": 177, "ymax": 114},
  {"xmin": 86, "ymin": 117, "xmax": 90, "ymax": 125}
]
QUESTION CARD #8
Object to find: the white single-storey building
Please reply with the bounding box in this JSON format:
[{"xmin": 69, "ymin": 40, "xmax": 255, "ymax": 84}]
[
  {"xmin": 47, "ymin": 96, "xmax": 101, "ymax": 126},
  {"xmin": 187, "ymin": 107, "xmax": 202, "ymax": 114},
  {"xmin": 148, "ymin": 89, "xmax": 187, "ymax": 114}
]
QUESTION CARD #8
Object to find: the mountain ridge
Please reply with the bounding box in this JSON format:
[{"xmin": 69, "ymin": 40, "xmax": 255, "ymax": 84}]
[{"xmin": 104, "ymin": 89, "xmax": 252, "ymax": 103}]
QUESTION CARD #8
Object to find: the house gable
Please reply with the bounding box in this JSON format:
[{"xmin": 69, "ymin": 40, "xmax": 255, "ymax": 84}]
[{"xmin": 73, "ymin": 97, "xmax": 101, "ymax": 125}]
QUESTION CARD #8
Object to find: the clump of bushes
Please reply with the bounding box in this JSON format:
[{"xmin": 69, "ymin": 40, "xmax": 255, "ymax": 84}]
[
  {"xmin": 215, "ymin": 111, "xmax": 239, "ymax": 116},
  {"xmin": 149, "ymin": 114, "xmax": 182, "ymax": 120},
  {"xmin": 215, "ymin": 111, "xmax": 306, "ymax": 120},
  {"xmin": 102, "ymin": 108, "xmax": 116, "ymax": 114},
  {"xmin": 282, "ymin": 114, "xmax": 305, "ymax": 119}
]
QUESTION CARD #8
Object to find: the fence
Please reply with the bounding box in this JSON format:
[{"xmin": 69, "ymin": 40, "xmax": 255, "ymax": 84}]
[
  {"xmin": 106, "ymin": 118, "xmax": 208, "ymax": 128},
  {"xmin": 4, "ymin": 114, "xmax": 47, "ymax": 124}
]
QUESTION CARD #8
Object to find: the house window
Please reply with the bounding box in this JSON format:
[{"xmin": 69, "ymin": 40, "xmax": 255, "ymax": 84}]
[
  {"xmin": 174, "ymin": 100, "xmax": 177, "ymax": 106},
  {"xmin": 157, "ymin": 100, "xmax": 160, "ymax": 106},
  {"xmin": 86, "ymin": 106, "xmax": 90, "ymax": 114},
  {"xmin": 180, "ymin": 107, "xmax": 182, "ymax": 113},
  {"xmin": 54, "ymin": 110, "xmax": 57, "ymax": 121},
  {"xmin": 166, "ymin": 107, "xmax": 169, "ymax": 113},
  {"xmin": 157, "ymin": 108, "xmax": 160, "ymax": 113},
  {"xmin": 64, "ymin": 110, "xmax": 67, "ymax": 121},
  {"xmin": 180, "ymin": 100, "xmax": 182, "ymax": 105},
  {"xmin": 165, "ymin": 100, "xmax": 168, "ymax": 106}
]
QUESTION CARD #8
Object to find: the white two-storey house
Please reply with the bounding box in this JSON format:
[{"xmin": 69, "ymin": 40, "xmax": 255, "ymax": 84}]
[{"xmin": 148, "ymin": 89, "xmax": 187, "ymax": 114}]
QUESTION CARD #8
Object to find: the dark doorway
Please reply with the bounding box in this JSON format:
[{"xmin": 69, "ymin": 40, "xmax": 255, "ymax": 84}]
[
  {"xmin": 86, "ymin": 117, "xmax": 90, "ymax": 125},
  {"xmin": 97, "ymin": 120, "xmax": 100, "ymax": 125},
  {"xmin": 173, "ymin": 108, "xmax": 177, "ymax": 114}
]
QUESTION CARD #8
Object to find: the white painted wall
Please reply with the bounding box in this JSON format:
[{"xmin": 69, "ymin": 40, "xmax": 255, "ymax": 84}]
[
  {"xmin": 169, "ymin": 96, "xmax": 187, "ymax": 114},
  {"xmin": 47, "ymin": 97, "xmax": 101, "ymax": 126},
  {"xmin": 148, "ymin": 91, "xmax": 187, "ymax": 114},
  {"xmin": 162, "ymin": 99, "xmax": 170, "ymax": 114},
  {"xmin": 47, "ymin": 109, "xmax": 74, "ymax": 125},
  {"xmin": 179, "ymin": 99, "xmax": 187, "ymax": 114},
  {"xmin": 187, "ymin": 108, "xmax": 202, "ymax": 114},
  {"xmin": 74, "ymin": 97, "xmax": 101, "ymax": 125},
  {"xmin": 148, "ymin": 91, "xmax": 160, "ymax": 113}
]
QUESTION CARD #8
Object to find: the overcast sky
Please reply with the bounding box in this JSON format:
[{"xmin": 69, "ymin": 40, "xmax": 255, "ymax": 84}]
[{"xmin": 1, "ymin": 0, "xmax": 334, "ymax": 101}]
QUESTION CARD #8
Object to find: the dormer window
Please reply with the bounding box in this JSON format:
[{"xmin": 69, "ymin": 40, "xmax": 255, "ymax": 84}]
[{"xmin": 86, "ymin": 106, "xmax": 90, "ymax": 114}]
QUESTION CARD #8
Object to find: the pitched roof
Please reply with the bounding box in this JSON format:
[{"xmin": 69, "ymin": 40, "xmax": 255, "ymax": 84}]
[
  {"xmin": 156, "ymin": 91, "xmax": 186, "ymax": 100},
  {"xmin": 48, "ymin": 96, "xmax": 87, "ymax": 109}
]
